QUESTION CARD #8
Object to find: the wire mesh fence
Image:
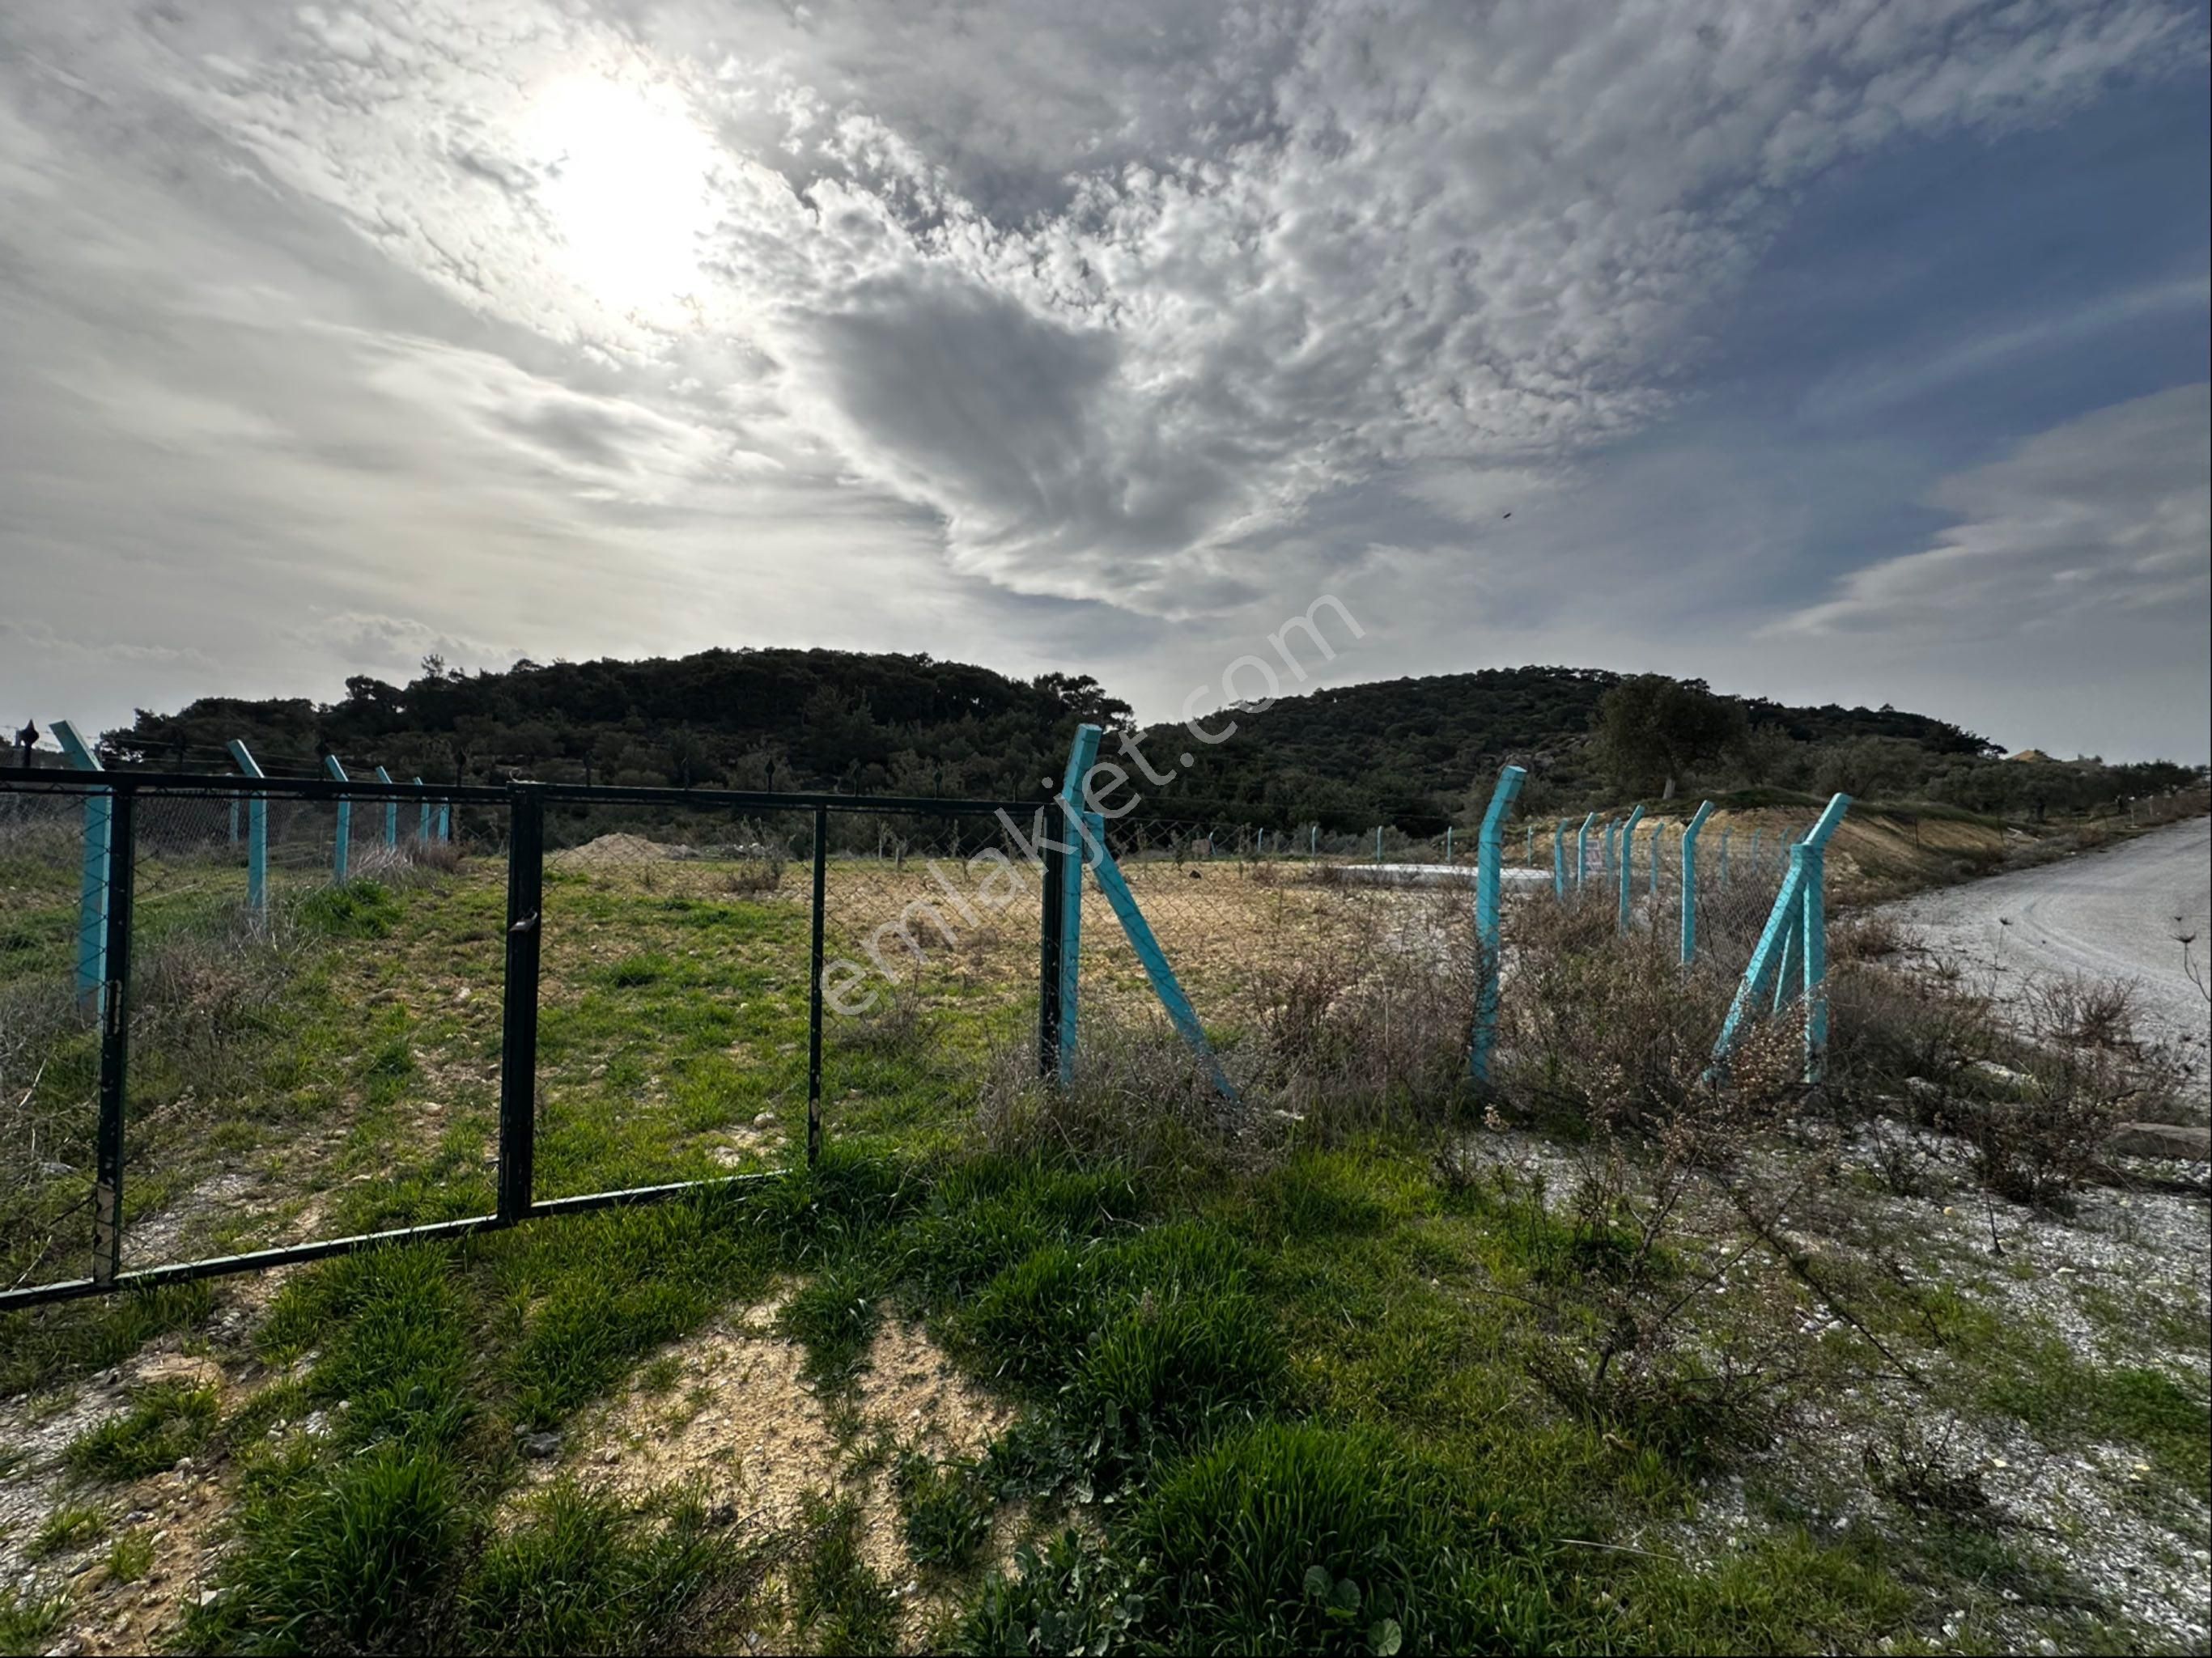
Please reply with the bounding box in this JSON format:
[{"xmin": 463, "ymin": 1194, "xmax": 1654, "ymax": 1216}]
[
  {"xmin": 1, "ymin": 757, "xmax": 1846, "ymax": 1308},
  {"xmin": 0, "ymin": 781, "xmax": 102, "ymax": 1295}
]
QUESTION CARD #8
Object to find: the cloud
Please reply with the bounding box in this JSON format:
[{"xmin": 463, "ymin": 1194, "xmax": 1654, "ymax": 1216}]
[
  {"xmin": 1777, "ymin": 385, "xmax": 2211, "ymax": 638},
  {"xmin": 23, "ymin": 0, "xmax": 2189, "ymax": 614},
  {"xmin": 290, "ymin": 611, "xmax": 524, "ymax": 681}
]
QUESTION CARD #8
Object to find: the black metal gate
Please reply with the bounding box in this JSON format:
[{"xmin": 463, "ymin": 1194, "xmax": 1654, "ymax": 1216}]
[{"xmin": 0, "ymin": 768, "xmax": 1068, "ymax": 1309}]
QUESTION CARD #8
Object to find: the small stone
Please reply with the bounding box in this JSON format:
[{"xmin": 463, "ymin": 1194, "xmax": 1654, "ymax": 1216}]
[
  {"xmin": 197, "ymin": 1587, "xmax": 230, "ymax": 1609},
  {"xmin": 519, "ymin": 1431, "xmax": 561, "ymax": 1459}
]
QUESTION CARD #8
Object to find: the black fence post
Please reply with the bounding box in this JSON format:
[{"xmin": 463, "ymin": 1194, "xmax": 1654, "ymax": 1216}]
[
  {"xmin": 498, "ymin": 785, "xmax": 544, "ymax": 1223},
  {"xmin": 1038, "ymin": 833, "xmax": 1065, "ymax": 1078},
  {"xmin": 91, "ymin": 782, "xmax": 136, "ymax": 1286},
  {"xmin": 807, "ymin": 804, "xmax": 828, "ymax": 1166}
]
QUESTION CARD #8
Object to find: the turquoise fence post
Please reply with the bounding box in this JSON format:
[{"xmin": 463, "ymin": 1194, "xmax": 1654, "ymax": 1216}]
[
  {"xmin": 1374, "ymin": 825, "xmax": 1383, "ymax": 863},
  {"xmin": 227, "ymin": 740, "xmax": 268, "ymax": 921},
  {"xmin": 1748, "ymin": 827, "xmax": 1764, "ymax": 873},
  {"xmin": 1574, "ymin": 812, "xmax": 1596, "ymax": 892},
  {"xmin": 1772, "ymin": 904, "xmax": 1801, "ymax": 1013},
  {"xmin": 1717, "ymin": 825, "xmax": 1731, "ymax": 887},
  {"xmin": 53, "ymin": 721, "xmax": 108, "ymax": 1012},
  {"xmin": 1603, "ymin": 816, "xmax": 1617, "ymax": 878},
  {"xmin": 1469, "ymin": 764, "xmax": 1528, "ymax": 1083},
  {"xmin": 325, "ymin": 754, "xmax": 350, "ymax": 883},
  {"xmin": 1616, "ymin": 805, "xmax": 1645, "ymax": 932},
  {"xmin": 230, "ymin": 798, "xmax": 239, "ymax": 846},
  {"xmin": 1802, "ymin": 837, "xmax": 1833, "ymax": 1082},
  {"xmin": 1085, "ymin": 814, "xmax": 1237, "ymax": 1099},
  {"xmin": 1678, "ymin": 801, "xmax": 1714, "ymax": 965},
  {"xmin": 437, "ymin": 800, "xmax": 450, "ymax": 842},
  {"xmin": 415, "ymin": 778, "xmax": 430, "ymax": 844},
  {"xmin": 375, "ymin": 766, "xmax": 397, "ymax": 849},
  {"xmin": 1444, "ymin": 825, "xmax": 1453, "ymax": 864},
  {"xmin": 1712, "ymin": 795, "xmax": 1851, "ymax": 1076},
  {"xmin": 1053, "ymin": 725, "xmax": 1103, "ymax": 1085},
  {"xmin": 1552, "ymin": 820, "xmax": 1568, "ymax": 900},
  {"xmin": 1061, "ymin": 723, "xmax": 1233, "ymax": 1097}
]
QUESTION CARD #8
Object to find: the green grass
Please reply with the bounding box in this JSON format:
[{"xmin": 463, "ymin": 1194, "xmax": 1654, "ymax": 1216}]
[
  {"xmin": 457, "ymin": 1480, "xmax": 740, "ymax": 1655},
  {"xmin": 104, "ymin": 1527, "xmax": 157, "ymax": 1584},
  {"xmin": 66, "ymin": 1376, "xmax": 221, "ymax": 1480},
  {"xmin": 0, "ymin": 1586, "xmax": 68, "ymax": 1656},
  {"xmin": 6, "ymin": 864, "xmax": 2202, "ymax": 1656},
  {"xmin": 791, "ymin": 1493, "xmax": 898, "ymax": 1655},
  {"xmin": 28, "ymin": 1502, "xmax": 106, "ymax": 1559},
  {"xmin": 895, "ymin": 1449, "xmax": 992, "ymax": 1574}
]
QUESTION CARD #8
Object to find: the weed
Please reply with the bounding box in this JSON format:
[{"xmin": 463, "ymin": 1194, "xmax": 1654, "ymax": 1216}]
[
  {"xmin": 104, "ymin": 1527, "xmax": 157, "ymax": 1583},
  {"xmin": 0, "ymin": 1586, "xmax": 68, "ymax": 1654},
  {"xmin": 187, "ymin": 1442, "xmax": 459, "ymax": 1652},
  {"xmin": 953, "ymin": 1528, "xmax": 1140, "ymax": 1656},
  {"xmin": 895, "ymin": 1448, "xmax": 993, "ymax": 1573},
  {"xmin": 779, "ymin": 1260, "xmax": 885, "ymax": 1389},
  {"xmin": 789, "ymin": 1492, "xmax": 898, "ymax": 1656},
  {"xmin": 1130, "ymin": 1421, "xmax": 1554, "ymax": 1653},
  {"xmin": 458, "ymin": 1479, "xmax": 738, "ymax": 1655},
  {"xmin": 66, "ymin": 1376, "xmax": 220, "ymax": 1481},
  {"xmin": 28, "ymin": 1502, "xmax": 105, "ymax": 1559}
]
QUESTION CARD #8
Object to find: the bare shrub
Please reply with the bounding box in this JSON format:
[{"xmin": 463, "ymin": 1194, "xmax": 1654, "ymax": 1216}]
[
  {"xmin": 1828, "ymin": 912, "xmax": 1906, "ymax": 963},
  {"xmin": 411, "ymin": 837, "xmax": 464, "ymax": 875},
  {"xmin": 845, "ymin": 991, "xmax": 924, "ymax": 1058},
  {"xmin": 976, "ymin": 1012, "xmax": 1273, "ymax": 1178},
  {"xmin": 1506, "ymin": 1117, "xmax": 1849, "ymax": 1460},
  {"xmin": 1490, "ymin": 896, "xmax": 1790, "ymax": 1139}
]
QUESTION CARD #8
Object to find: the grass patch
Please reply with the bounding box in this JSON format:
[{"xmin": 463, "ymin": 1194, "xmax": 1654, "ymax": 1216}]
[
  {"xmin": 895, "ymin": 1449, "xmax": 992, "ymax": 1574},
  {"xmin": 66, "ymin": 1376, "xmax": 221, "ymax": 1481},
  {"xmin": 0, "ymin": 1586, "xmax": 68, "ymax": 1655},
  {"xmin": 790, "ymin": 1493, "xmax": 898, "ymax": 1656},
  {"xmin": 457, "ymin": 1480, "xmax": 740, "ymax": 1655},
  {"xmin": 28, "ymin": 1502, "xmax": 106, "ymax": 1559}
]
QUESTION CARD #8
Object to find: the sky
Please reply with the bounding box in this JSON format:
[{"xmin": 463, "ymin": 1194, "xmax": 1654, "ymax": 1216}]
[{"xmin": 1, "ymin": 0, "xmax": 2206, "ymax": 761}]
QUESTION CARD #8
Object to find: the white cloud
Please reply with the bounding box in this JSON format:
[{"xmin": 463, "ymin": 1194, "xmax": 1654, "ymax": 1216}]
[
  {"xmin": 1779, "ymin": 385, "xmax": 2211, "ymax": 638},
  {"xmin": 13, "ymin": 0, "xmax": 2189, "ymax": 614}
]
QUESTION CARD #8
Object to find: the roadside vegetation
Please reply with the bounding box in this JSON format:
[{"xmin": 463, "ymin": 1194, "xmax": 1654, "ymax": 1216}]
[{"xmin": 1, "ymin": 811, "xmax": 2206, "ymax": 1656}]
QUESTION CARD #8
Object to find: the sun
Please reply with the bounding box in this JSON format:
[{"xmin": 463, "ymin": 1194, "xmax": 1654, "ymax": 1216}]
[{"xmin": 520, "ymin": 76, "xmax": 718, "ymax": 316}]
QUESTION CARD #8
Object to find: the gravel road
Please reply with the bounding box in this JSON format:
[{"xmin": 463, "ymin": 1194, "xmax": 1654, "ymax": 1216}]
[{"xmin": 1881, "ymin": 816, "xmax": 2211, "ymax": 1097}]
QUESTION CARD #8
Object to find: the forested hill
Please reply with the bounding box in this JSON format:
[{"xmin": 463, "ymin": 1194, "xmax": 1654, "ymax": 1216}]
[
  {"xmin": 1146, "ymin": 667, "xmax": 2004, "ymax": 829},
  {"xmin": 88, "ymin": 650, "xmax": 2197, "ymax": 832}
]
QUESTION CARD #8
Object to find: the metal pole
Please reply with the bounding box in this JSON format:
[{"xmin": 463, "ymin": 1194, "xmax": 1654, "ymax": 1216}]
[
  {"xmin": 1617, "ymin": 804, "xmax": 1645, "ymax": 933},
  {"xmin": 91, "ymin": 782, "xmax": 135, "ymax": 1285},
  {"xmin": 415, "ymin": 780, "xmax": 431, "ymax": 845},
  {"xmin": 496, "ymin": 787, "xmax": 543, "ymax": 1223},
  {"xmin": 808, "ymin": 804, "xmax": 828, "ymax": 1164},
  {"xmin": 1038, "ymin": 829, "xmax": 1065, "ymax": 1077},
  {"xmin": 1552, "ymin": 820, "xmax": 1568, "ymax": 900},
  {"xmin": 1679, "ymin": 802, "xmax": 1714, "ymax": 965},
  {"xmin": 325, "ymin": 755, "xmax": 350, "ymax": 883},
  {"xmin": 1802, "ymin": 843, "xmax": 1830, "ymax": 1081},
  {"xmin": 1575, "ymin": 812, "xmax": 1596, "ymax": 893},
  {"xmin": 1469, "ymin": 765, "xmax": 1528, "ymax": 1083},
  {"xmin": 53, "ymin": 722, "xmax": 108, "ymax": 1012},
  {"xmin": 1055, "ymin": 727, "xmax": 1103, "ymax": 1085},
  {"xmin": 227, "ymin": 740, "xmax": 268, "ymax": 922},
  {"xmin": 375, "ymin": 766, "xmax": 397, "ymax": 849}
]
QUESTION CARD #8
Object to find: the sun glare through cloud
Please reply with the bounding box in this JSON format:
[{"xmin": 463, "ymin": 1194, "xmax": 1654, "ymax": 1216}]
[{"xmin": 520, "ymin": 74, "xmax": 718, "ymax": 318}]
